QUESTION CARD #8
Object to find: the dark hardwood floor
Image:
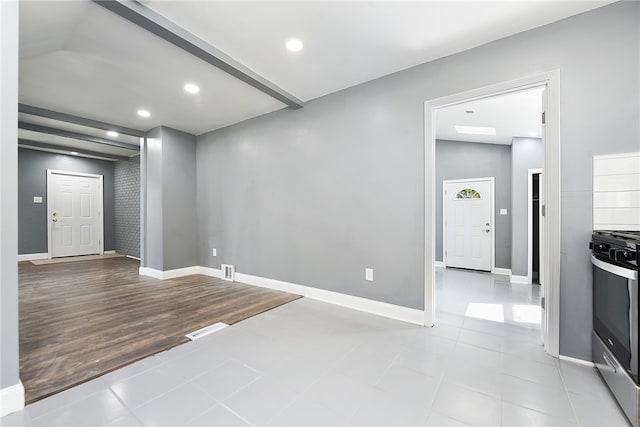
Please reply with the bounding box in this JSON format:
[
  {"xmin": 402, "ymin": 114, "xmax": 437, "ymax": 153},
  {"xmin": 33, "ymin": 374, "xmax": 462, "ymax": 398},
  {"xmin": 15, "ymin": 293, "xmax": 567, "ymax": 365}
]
[{"xmin": 19, "ymin": 258, "xmax": 301, "ymax": 403}]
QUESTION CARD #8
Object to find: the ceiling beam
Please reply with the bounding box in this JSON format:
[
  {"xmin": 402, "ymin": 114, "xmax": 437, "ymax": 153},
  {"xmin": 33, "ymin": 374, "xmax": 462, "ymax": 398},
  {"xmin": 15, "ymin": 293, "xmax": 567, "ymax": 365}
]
[
  {"xmin": 19, "ymin": 139, "xmax": 130, "ymax": 161},
  {"xmin": 19, "ymin": 121, "xmax": 140, "ymax": 151},
  {"xmin": 93, "ymin": 0, "xmax": 305, "ymax": 109},
  {"xmin": 19, "ymin": 104, "xmax": 146, "ymax": 137}
]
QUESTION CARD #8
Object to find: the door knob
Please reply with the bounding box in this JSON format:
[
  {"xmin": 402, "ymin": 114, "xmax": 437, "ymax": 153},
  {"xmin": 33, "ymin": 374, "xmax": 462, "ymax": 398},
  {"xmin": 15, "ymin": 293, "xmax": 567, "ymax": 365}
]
[
  {"xmin": 52, "ymin": 218, "xmax": 58, "ymax": 223},
  {"xmin": 484, "ymin": 229, "xmax": 490, "ymax": 233}
]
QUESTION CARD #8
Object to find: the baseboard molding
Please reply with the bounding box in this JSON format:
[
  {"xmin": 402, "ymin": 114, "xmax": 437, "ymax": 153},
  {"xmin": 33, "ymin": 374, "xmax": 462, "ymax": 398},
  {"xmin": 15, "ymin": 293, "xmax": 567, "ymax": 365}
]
[
  {"xmin": 0, "ymin": 381, "xmax": 24, "ymax": 417},
  {"xmin": 510, "ymin": 275, "xmax": 529, "ymax": 284},
  {"xmin": 138, "ymin": 266, "xmax": 200, "ymax": 280},
  {"xmin": 136, "ymin": 265, "xmax": 423, "ymax": 326},
  {"xmin": 104, "ymin": 250, "xmax": 116, "ymax": 255},
  {"xmin": 559, "ymin": 355, "xmax": 595, "ymax": 367},
  {"xmin": 493, "ymin": 268, "xmax": 512, "ymax": 276},
  {"xmin": 198, "ymin": 266, "xmax": 222, "ymax": 278},
  {"xmin": 434, "ymin": 261, "xmax": 445, "ymax": 268},
  {"xmin": 126, "ymin": 255, "xmax": 141, "ymax": 261},
  {"xmin": 235, "ymin": 272, "xmax": 424, "ymax": 326},
  {"xmin": 17, "ymin": 253, "xmax": 48, "ymax": 262}
]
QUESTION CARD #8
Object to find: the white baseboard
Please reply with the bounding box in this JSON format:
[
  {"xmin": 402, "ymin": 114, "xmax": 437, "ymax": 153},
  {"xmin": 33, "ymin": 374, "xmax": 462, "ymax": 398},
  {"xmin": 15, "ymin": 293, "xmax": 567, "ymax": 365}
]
[
  {"xmin": 0, "ymin": 381, "xmax": 24, "ymax": 417},
  {"xmin": 510, "ymin": 275, "xmax": 529, "ymax": 284},
  {"xmin": 235, "ymin": 272, "xmax": 424, "ymax": 326},
  {"xmin": 104, "ymin": 250, "xmax": 116, "ymax": 255},
  {"xmin": 493, "ymin": 268, "xmax": 512, "ymax": 276},
  {"xmin": 137, "ymin": 265, "xmax": 423, "ymax": 326},
  {"xmin": 126, "ymin": 255, "xmax": 141, "ymax": 261},
  {"xmin": 139, "ymin": 266, "xmax": 200, "ymax": 280},
  {"xmin": 17, "ymin": 253, "xmax": 48, "ymax": 262},
  {"xmin": 198, "ymin": 266, "xmax": 222, "ymax": 278},
  {"xmin": 434, "ymin": 261, "xmax": 445, "ymax": 268},
  {"xmin": 559, "ymin": 355, "xmax": 595, "ymax": 367}
]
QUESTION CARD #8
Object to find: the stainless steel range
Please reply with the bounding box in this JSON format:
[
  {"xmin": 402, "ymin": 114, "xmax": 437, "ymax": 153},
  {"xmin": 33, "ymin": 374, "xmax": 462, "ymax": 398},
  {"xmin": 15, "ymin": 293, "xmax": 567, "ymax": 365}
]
[{"xmin": 591, "ymin": 230, "xmax": 640, "ymax": 427}]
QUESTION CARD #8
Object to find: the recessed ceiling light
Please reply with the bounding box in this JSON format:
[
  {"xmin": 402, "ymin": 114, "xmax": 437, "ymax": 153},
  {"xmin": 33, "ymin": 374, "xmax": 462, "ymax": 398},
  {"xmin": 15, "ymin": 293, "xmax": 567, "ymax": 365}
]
[
  {"xmin": 285, "ymin": 38, "xmax": 303, "ymax": 52},
  {"xmin": 528, "ymin": 131, "xmax": 538, "ymax": 137},
  {"xmin": 137, "ymin": 109, "xmax": 151, "ymax": 118},
  {"xmin": 106, "ymin": 131, "xmax": 119, "ymax": 138},
  {"xmin": 184, "ymin": 83, "xmax": 200, "ymax": 94},
  {"xmin": 70, "ymin": 151, "xmax": 79, "ymax": 156},
  {"xmin": 454, "ymin": 125, "xmax": 496, "ymax": 136},
  {"xmin": 465, "ymin": 110, "xmax": 474, "ymax": 114}
]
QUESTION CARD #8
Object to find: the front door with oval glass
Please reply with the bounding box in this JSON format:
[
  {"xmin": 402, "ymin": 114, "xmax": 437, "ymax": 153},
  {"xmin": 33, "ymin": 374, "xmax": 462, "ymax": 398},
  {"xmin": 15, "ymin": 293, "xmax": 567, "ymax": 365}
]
[{"xmin": 444, "ymin": 178, "xmax": 493, "ymax": 271}]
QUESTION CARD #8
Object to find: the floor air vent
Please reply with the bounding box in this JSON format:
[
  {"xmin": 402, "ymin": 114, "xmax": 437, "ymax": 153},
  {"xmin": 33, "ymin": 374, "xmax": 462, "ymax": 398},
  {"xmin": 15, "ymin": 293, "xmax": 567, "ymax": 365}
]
[
  {"xmin": 221, "ymin": 264, "xmax": 235, "ymax": 281},
  {"xmin": 185, "ymin": 322, "xmax": 229, "ymax": 341}
]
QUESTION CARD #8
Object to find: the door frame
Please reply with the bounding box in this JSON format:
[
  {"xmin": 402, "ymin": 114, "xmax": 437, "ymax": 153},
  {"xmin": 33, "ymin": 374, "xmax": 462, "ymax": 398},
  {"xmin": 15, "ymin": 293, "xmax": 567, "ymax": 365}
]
[
  {"xmin": 527, "ymin": 168, "xmax": 543, "ymax": 284},
  {"xmin": 424, "ymin": 69, "xmax": 561, "ymax": 358},
  {"xmin": 46, "ymin": 169, "xmax": 104, "ymax": 259},
  {"xmin": 442, "ymin": 177, "xmax": 495, "ymax": 272}
]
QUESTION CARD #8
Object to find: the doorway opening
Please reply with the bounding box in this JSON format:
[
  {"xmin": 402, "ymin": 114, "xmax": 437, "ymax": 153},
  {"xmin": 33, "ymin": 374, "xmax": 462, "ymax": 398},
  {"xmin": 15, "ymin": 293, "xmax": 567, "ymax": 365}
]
[
  {"xmin": 528, "ymin": 168, "xmax": 543, "ymax": 285},
  {"xmin": 424, "ymin": 70, "xmax": 561, "ymax": 357}
]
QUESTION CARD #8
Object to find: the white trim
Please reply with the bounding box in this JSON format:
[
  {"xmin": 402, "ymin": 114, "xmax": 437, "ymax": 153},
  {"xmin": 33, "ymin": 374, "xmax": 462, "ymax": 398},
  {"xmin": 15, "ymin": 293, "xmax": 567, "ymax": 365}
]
[
  {"xmin": 138, "ymin": 266, "xmax": 200, "ymax": 280},
  {"xmin": 511, "ymin": 275, "xmax": 529, "ymax": 284},
  {"xmin": 442, "ymin": 177, "xmax": 495, "ymax": 272},
  {"xmin": 559, "ymin": 355, "xmax": 595, "ymax": 367},
  {"xmin": 424, "ymin": 69, "xmax": 561, "ymax": 357},
  {"xmin": 198, "ymin": 266, "xmax": 222, "ymax": 278},
  {"xmin": 137, "ymin": 265, "xmax": 422, "ymax": 325},
  {"xmin": 235, "ymin": 272, "xmax": 424, "ymax": 326},
  {"xmin": 17, "ymin": 252, "xmax": 48, "ymax": 261},
  {"xmin": 527, "ymin": 168, "xmax": 543, "ymax": 286},
  {"xmin": 104, "ymin": 250, "xmax": 116, "ymax": 255},
  {"xmin": 0, "ymin": 381, "xmax": 24, "ymax": 417},
  {"xmin": 126, "ymin": 255, "xmax": 141, "ymax": 261},
  {"xmin": 47, "ymin": 169, "xmax": 104, "ymax": 259},
  {"xmin": 493, "ymin": 268, "xmax": 512, "ymax": 276},
  {"xmin": 434, "ymin": 261, "xmax": 444, "ymax": 268}
]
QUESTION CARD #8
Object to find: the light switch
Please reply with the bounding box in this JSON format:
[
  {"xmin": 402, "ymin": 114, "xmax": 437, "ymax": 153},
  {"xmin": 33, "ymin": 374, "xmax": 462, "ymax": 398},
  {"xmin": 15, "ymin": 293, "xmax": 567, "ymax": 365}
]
[
  {"xmin": 365, "ymin": 268, "xmax": 373, "ymax": 281},
  {"xmin": 500, "ymin": 208, "xmax": 508, "ymax": 215},
  {"xmin": 212, "ymin": 248, "xmax": 217, "ymax": 257},
  {"xmin": 33, "ymin": 196, "xmax": 43, "ymax": 204}
]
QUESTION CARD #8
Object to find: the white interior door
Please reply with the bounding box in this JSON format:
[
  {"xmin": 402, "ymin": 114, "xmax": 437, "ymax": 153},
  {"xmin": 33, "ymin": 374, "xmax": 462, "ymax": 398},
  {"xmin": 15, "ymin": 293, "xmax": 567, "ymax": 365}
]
[
  {"xmin": 444, "ymin": 179, "xmax": 493, "ymax": 271},
  {"xmin": 48, "ymin": 171, "xmax": 102, "ymax": 258}
]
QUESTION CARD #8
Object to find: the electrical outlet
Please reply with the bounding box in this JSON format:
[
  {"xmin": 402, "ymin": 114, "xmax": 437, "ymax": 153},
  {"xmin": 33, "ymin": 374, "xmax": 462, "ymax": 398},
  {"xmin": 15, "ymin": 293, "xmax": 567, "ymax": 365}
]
[
  {"xmin": 212, "ymin": 248, "xmax": 217, "ymax": 257},
  {"xmin": 365, "ymin": 268, "xmax": 373, "ymax": 282},
  {"xmin": 500, "ymin": 208, "xmax": 508, "ymax": 215}
]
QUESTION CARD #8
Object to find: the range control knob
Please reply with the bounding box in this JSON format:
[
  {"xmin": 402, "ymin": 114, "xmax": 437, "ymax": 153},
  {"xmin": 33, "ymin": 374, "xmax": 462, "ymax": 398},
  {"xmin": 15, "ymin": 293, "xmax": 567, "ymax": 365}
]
[
  {"xmin": 614, "ymin": 250, "xmax": 636, "ymax": 262},
  {"xmin": 589, "ymin": 242, "xmax": 609, "ymax": 252}
]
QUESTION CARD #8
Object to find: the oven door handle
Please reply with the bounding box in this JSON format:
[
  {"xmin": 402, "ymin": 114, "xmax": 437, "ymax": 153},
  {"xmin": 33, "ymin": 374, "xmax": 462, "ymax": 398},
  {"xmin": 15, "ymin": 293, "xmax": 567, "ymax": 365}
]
[{"xmin": 591, "ymin": 254, "xmax": 638, "ymax": 281}]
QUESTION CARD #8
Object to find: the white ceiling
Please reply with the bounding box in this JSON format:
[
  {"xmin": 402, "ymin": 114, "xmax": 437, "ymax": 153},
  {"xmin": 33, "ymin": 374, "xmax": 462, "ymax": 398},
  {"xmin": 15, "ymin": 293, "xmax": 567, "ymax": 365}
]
[
  {"xmin": 436, "ymin": 88, "xmax": 543, "ymax": 145},
  {"xmin": 19, "ymin": 1, "xmax": 285, "ymax": 136},
  {"xmin": 147, "ymin": 1, "xmax": 614, "ymax": 102},
  {"xmin": 18, "ymin": 0, "xmax": 613, "ymax": 143}
]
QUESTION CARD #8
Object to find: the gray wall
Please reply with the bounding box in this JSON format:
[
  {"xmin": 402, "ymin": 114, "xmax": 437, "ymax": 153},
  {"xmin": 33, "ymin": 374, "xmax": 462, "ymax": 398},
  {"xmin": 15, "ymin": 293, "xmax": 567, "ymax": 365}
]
[
  {"xmin": 114, "ymin": 155, "xmax": 140, "ymax": 258},
  {"xmin": 435, "ymin": 140, "xmax": 512, "ymax": 269},
  {"xmin": 196, "ymin": 2, "xmax": 640, "ymax": 359},
  {"xmin": 161, "ymin": 127, "xmax": 197, "ymax": 270},
  {"xmin": 17, "ymin": 148, "xmax": 116, "ymax": 254},
  {"xmin": 511, "ymin": 137, "xmax": 543, "ymax": 276},
  {"xmin": 144, "ymin": 127, "xmax": 163, "ymax": 270},
  {"xmin": 143, "ymin": 127, "xmax": 197, "ymax": 271},
  {"xmin": 1, "ymin": 0, "xmax": 20, "ymax": 391}
]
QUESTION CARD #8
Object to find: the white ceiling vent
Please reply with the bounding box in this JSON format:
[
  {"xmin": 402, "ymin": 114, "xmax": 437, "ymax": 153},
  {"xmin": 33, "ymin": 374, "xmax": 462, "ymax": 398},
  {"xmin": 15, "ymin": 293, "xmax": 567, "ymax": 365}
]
[{"xmin": 221, "ymin": 264, "xmax": 235, "ymax": 281}]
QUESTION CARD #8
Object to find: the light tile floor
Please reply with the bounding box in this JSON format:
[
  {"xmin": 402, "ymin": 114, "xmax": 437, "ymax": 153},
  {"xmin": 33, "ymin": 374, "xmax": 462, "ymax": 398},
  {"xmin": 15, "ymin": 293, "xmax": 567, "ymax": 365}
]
[{"xmin": 1, "ymin": 269, "xmax": 630, "ymax": 426}]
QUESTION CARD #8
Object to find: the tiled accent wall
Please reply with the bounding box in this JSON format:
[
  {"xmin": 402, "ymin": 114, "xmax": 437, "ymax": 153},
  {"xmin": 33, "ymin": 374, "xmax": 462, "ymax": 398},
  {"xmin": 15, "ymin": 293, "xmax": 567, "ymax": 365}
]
[
  {"xmin": 114, "ymin": 156, "xmax": 140, "ymax": 258},
  {"xmin": 593, "ymin": 152, "xmax": 640, "ymax": 231}
]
